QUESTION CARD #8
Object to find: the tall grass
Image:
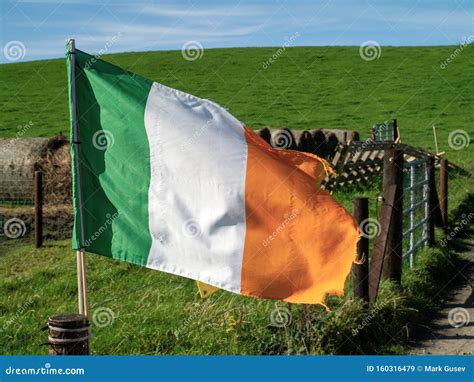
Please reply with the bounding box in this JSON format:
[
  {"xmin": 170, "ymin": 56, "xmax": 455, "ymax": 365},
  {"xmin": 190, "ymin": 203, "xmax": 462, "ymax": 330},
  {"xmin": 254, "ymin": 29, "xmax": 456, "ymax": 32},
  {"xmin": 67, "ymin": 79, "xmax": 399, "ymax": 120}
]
[{"xmin": 0, "ymin": 239, "xmax": 461, "ymax": 355}]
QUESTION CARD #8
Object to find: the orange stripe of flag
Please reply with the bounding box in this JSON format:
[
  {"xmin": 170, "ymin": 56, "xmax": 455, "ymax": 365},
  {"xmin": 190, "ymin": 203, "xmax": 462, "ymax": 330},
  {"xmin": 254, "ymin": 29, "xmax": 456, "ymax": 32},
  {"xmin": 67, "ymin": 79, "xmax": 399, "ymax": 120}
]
[{"xmin": 241, "ymin": 128, "xmax": 360, "ymax": 304}]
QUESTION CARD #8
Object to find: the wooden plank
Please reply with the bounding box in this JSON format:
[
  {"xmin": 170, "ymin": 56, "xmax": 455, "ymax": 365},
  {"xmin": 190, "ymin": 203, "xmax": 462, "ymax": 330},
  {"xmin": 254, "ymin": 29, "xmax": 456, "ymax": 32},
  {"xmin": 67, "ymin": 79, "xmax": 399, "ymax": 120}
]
[
  {"xmin": 324, "ymin": 160, "xmax": 384, "ymax": 188},
  {"xmin": 331, "ymin": 143, "xmax": 349, "ymax": 170},
  {"xmin": 350, "ymin": 141, "xmax": 394, "ymax": 151},
  {"xmin": 343, "ymin": 158, "xmax": 383, "ymax": 170}
]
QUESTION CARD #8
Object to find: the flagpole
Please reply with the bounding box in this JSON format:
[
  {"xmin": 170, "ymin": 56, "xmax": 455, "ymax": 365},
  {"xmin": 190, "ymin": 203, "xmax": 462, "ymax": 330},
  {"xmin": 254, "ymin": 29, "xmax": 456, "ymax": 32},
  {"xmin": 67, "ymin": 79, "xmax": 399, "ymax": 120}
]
[{"xmin": 67, "ymin": 38, "xmax": 88, "ymax": 318}]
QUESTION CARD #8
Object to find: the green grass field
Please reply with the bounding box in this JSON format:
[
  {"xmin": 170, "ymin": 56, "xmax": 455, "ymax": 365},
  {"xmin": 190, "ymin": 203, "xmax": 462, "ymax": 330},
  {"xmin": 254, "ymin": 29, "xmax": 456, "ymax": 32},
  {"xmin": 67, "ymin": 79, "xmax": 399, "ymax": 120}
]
[
  {"xmin": 1, "ymin": 237, "xmax": 464, "ymax": 355},
  {"xmin": 0, "ymin": 46, "xmax": 473, "ymax": 355},
  {"xmin": 1, "ymin": 46, "xmax": 472, "ymax": 207},
  {"xmin": 1, "ymin": 240, "xmax": 282, "ymax": 355},
  {"xmin": 1, "ymin": 47, "xmax": 473, "ymax": 153}
]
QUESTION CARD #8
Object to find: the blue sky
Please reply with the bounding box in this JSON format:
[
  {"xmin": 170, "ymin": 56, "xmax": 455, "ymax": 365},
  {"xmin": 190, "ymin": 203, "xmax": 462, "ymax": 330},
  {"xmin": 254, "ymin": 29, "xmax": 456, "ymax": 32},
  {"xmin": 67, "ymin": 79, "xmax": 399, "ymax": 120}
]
[{"xmin": 0, "ymin": 0, "xmax": 473, "ymax": 63}]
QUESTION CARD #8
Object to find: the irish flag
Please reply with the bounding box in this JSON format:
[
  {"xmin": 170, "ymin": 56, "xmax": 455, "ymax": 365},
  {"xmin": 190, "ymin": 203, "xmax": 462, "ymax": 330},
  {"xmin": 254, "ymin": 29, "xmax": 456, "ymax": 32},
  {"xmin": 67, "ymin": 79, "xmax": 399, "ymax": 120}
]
[{"xmin": 67, "ymin": 44, "xmax": 359, "ymax": 305}]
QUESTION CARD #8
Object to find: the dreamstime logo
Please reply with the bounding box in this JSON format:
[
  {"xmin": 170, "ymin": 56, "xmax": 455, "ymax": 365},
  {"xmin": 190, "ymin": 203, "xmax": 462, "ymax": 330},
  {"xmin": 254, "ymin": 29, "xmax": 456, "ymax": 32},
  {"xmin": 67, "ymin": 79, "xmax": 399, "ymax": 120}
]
[
  {"xmin": 180, "ymin": 119, "xmax": 213, "ymax": 151},
  {"xmin": 440, "ymin": 212, "xmax": 473, "ymax": 247},
  {"xmin": 359, "ymin": 41, "xmax": 381, "ymax": 61},
  {"xmin": 4, "ymin": 121, "xmax": 34, "ymax": 151},
  {"xmin": 175, "ymin": 298, "xmax": 214, "ymax": 337},
  {"xmin": 352, "ymin": 296, "xmax": 391, "ymax": 336},
  {"xmin": 3, "ymin": 41, "xmax": 26, "ymax": 61},
  {"xmin": 4, "ymin": 363, "xmax": 84, "ymax": 376},
  {"xmin": 2, "ymin": 295, "xmax": 39, "ymax": 331},
  {"xmin": 273, "ymin": 130, "xmax": 294, "ymax": 149},
  {"xmin": 92, "ymin": 307, "xmax": 116, "ymax": 328},
  {"xmin": 92, "ymin": 130, "xmax": 114, "ymax": 150},
  {"xmin": 181, "ymin": 41, "xmax": 204, "ymax": 61},
  {"xmin": 440, "ymin": 35, "xmax": 474, "ymax": 69},
  {"xmin": 83, "ymin": 32, "xmax": 122, "ymax": 70},
  {"xmin": 262, "ymin": 209, "xmax": 299, "ymax": 247},
  {"xmin": 83, "ymin": 212, "xmax": 119, "ymax": 248},
  {"xmin": 448, "ymin": 307, "xmax": 470, "ymax": 328},
  {"xmin": 182, "ymin": 219, "xmax": 202, "ymax": 238},
  {"xmin": 359, "ymin": 218, "xmax": 380, "ymax": 239},
  {"xmin": 270, "ymin": 307, "xmax": 292, "ymax": 328},
  {"xmin": 3, "ymin": 218, "xmax": 27, "ymax": 239},
  {"xmin": 354, "ymin": 122, "xmax": 390, "ymax": 154},
  {"xmin": 448, "ymin": 129, "xmax": 470, "ymax": 151},
  {"xmin": 262, "ymin": 32, "xmax": 300, "ymax": 69}
]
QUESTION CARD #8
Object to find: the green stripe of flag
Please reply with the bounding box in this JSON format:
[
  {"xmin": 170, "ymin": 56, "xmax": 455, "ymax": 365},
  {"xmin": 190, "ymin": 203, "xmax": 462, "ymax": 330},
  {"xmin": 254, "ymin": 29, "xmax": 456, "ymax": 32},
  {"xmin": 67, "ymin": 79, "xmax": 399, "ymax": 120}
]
[{"xmin": 68, "ymin": 49, "xmax": 153, "ymax": 266}]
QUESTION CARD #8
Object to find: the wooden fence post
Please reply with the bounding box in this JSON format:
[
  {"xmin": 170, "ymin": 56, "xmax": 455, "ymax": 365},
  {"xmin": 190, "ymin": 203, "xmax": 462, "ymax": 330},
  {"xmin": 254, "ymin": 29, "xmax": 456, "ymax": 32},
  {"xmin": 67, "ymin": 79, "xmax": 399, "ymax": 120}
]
[
  {"xmin": 369, "ymin": 185, "xmax": 398, "ymax": 301},
  {"xmin": 48, "ymin": 313, "xmax": 90, "ymax": 355},
  {"xmin": 352, "ymin": 198, "xmax": 369, "ymax": 304},
  {"xmin": 440, "ymin": 158, "xmax": 448, "ymax": 228},
  {"xmin": 381, "ymin": 149, "xmax": 404, "ymax": 283},
  {"xmin": 34, "ymin": 170, "xmax": 43, "ymax": 249}
]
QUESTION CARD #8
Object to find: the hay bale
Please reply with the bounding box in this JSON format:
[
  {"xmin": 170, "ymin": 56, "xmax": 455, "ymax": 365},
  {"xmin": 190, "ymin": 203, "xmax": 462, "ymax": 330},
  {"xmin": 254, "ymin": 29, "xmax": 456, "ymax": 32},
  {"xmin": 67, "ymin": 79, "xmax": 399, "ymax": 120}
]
[
  {"xmin": 326, "ymin": 133, "xmax": 339, "ymax": 159},
  {"xmin": 309, "ymin": 129, "xmax": 329, "ymax": 158},
  {"xmin": 0, "ymin": 204, "xmax": 73, "ymax": 241},
  {"xmin": 269, "ymin": 128, "xmax": 297, "ymax": 150},
  {"xmin": 0, "ymin": 138, "xmax": 49, "ymax": 202},
  {"xmin": 320, "ymin": 129, "xmax": 360, "ymax": 144},
  {"xmin": 36, "ymin": 138, "xmax": 71, "ymax": 206},
  {"xmin": 0, "ymin": 136, "xmax": 69, "ymax": 204},
  {"xmin": 320, "ymin": 129, "xmax": 347, "ymax": 143},
  {"xmin": 0, "ymin": 205, "xmax": 33, "ymax": 241},
  {"xmin": 255, "ymin": 128, "xmax": 272, "ymax": 145},
  {"xmin": 347, "ymin": 131, "xmax": 360, "ymax": 142},
  {"xmin": 307, "ymin": 128, "xmax": 360, "ymax": 158},
  {"xmin": 292, "ymin": 130, "xmax": 314, "ymax": 152}
]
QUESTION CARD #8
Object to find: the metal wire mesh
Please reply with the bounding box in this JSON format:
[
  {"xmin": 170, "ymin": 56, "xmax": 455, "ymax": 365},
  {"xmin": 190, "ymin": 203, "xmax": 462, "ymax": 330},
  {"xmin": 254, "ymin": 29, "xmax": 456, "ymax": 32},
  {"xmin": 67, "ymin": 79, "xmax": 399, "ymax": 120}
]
[
  {"xmin": 402, "ymin": 157, "xmax": 430, "ymax": 267},
  {"xmin": 0, "ymin": 174, "xmax": 73, "ymax": 243},
  {"xmin": 371, "ymin": 120, "xmax": 396, "ymax": 142}
]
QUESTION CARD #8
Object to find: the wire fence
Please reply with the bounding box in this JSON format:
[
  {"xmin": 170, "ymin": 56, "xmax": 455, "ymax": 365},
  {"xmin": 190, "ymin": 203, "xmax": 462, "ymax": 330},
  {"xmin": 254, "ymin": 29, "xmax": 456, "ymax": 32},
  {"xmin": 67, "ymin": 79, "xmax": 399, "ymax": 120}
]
[
  {"xmin": 0, "ymin": 176, "xmax": 72, "ymax": 243},
  {"xmin": 0, "ymin": 177, "xmax": 34, "ymax": 242}
]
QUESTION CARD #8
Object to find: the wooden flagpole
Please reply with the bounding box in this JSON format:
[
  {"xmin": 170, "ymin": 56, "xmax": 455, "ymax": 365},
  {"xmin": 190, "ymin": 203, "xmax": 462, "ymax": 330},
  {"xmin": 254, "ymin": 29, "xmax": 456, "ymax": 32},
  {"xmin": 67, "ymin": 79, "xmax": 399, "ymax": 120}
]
[
  {"xmin": 432, "ymin": 125, "xmax": 439, "ymax": 155},
  {"xmin": 67, "ymin": 38, "xmax": 88, "ymax": 317}
]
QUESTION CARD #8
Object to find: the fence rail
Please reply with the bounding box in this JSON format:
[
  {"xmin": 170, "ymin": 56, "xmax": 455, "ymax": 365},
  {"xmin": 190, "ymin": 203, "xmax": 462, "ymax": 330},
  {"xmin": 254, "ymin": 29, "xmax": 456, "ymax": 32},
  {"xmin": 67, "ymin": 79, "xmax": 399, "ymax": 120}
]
[
  {"xmin": 321, "ymin": 140, "xmax": 441, "ymax": 191},
  {"xmin": 403, "ymin": 157, "xmax": 431, "ymax": 267}
]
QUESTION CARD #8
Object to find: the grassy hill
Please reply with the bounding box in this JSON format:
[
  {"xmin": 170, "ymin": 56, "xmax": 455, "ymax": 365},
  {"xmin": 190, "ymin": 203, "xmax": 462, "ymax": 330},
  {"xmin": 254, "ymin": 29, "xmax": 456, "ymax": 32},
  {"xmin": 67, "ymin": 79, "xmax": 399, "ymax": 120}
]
[
  {"xmin": 1, "ymin": 46, "xmax": 472, "ymax": 214},
  {"xmin": 0, "ymin": 46, "xmax": 472, "ymax": 153},
  {"xmin": 0, "ymin": 46, "xmax": 473, "ymax": 355}
]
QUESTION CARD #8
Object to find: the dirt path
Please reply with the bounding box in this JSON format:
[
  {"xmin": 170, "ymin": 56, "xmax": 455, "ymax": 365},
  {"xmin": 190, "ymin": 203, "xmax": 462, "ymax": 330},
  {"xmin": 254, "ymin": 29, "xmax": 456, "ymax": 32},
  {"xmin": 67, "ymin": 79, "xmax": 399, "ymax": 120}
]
[{"xmin": 411, "ymin": 245, "xmax": 474, "ymax": 355}]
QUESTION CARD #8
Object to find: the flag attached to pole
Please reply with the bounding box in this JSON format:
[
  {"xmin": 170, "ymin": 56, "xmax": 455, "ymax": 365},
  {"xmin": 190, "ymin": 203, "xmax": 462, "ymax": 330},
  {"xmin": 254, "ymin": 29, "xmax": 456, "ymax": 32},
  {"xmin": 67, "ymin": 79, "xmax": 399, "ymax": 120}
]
[{"xmin": 67, "ymin": 47, "xmax": 359, "ymax": 305}]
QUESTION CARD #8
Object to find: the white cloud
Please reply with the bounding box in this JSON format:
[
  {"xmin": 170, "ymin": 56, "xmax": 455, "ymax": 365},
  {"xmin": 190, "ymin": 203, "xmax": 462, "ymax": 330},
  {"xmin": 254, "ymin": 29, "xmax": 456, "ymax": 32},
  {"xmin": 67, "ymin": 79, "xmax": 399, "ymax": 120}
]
[
  {"xmin": 137, "ymin": 3, "xmax": 269, "ymax": 18},
  {"xmin": 99, "ymin": 22, "xmax": 264, "ymax": 38}
]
